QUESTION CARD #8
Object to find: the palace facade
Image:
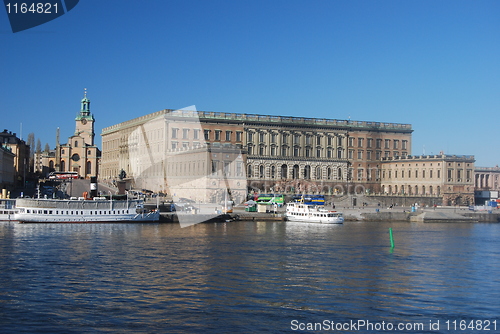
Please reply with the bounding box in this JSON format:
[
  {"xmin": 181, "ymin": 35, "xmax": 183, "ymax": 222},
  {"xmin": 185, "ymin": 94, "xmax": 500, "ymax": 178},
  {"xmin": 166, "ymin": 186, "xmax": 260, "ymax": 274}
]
[
  {"xmin": 101, "ymin": 108, "xmax": 413, "ymax": 203},
  {"xmin": 380, "ymin": 154, "xmax": 476, "ymax": 206}
]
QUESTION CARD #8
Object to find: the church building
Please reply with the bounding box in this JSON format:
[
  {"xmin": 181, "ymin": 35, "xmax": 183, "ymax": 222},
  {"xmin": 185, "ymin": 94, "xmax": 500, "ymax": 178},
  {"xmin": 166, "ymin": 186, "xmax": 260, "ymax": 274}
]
[{"xmin": 36, "ymin": 91, "xmax": 101, "ymax": 178}]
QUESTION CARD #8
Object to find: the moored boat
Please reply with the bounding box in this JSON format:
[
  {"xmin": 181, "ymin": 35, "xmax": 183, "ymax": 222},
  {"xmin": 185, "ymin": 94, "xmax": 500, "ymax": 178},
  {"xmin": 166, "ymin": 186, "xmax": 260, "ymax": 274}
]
[
  {"xmin": 286, "ymin": 202, "xmax": 344, "ymax": 224},
  {"xmin": 0, "ymin": 199, "xmax": 17, "ymax": 221},
  {"xmin": 14, "ymin": 197, "xmax": 160, "ymax": 223}
]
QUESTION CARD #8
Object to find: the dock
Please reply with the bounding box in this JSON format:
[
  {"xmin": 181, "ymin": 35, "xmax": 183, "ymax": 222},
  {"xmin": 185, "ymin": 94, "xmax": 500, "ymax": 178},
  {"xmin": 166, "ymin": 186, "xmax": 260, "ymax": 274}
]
[{"xmin": 156, "ymin": 205, "xmax": 500, "ymax": 224}]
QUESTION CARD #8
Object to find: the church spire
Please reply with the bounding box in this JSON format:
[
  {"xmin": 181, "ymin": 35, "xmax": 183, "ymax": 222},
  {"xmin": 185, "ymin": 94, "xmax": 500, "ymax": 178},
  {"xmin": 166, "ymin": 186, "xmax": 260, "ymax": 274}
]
[
  {"xmin": 80, "ymin": 88, "xmax": 90, "ymax": 115},
  {"xmin": 75, "ymin": 89, "xmax": 95, "ymax": 146}
]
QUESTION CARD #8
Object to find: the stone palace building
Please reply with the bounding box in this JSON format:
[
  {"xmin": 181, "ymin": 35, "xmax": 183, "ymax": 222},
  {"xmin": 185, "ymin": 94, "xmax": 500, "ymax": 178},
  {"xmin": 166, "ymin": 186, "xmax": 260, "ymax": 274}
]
[{"xmin": 101, "ymin": 108, "xmax": 417, "ymax": 203}]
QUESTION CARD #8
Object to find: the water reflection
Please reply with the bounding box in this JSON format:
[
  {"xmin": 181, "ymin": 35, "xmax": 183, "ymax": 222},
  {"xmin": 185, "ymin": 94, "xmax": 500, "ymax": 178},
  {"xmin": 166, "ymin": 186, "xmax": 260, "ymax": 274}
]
[{"xmin": 0, "ymin": 221, "xmax": 499, "ymax": 333}]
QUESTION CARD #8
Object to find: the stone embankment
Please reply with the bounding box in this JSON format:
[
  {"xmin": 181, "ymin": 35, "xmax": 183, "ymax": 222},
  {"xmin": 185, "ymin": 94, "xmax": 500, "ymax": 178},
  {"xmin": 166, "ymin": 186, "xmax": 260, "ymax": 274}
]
[{"xmin": 155, "ymin": 205, "xmax": 500, "ymax": 223}]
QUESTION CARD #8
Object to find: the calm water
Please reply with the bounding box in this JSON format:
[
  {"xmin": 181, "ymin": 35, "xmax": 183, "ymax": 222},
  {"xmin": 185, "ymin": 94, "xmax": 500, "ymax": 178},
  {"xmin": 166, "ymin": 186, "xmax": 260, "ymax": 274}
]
[{"xmin": 1, "ymin": 220, "xmax": 499, "ymax": 333}]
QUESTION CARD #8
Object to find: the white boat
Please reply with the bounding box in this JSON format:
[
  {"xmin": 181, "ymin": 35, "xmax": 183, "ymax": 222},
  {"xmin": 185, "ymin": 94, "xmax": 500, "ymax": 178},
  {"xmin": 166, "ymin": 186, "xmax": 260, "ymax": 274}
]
[
  {"xmin": 14, "ymin": 197, "xmax": 160, "ymax": 223},
  {"xmin": 286, "ymin": 202, "xmax": 344, "ymax": 224},
  {"xmin": 0, "ymin": 199, "xmax": 17, "ymax": 221}
]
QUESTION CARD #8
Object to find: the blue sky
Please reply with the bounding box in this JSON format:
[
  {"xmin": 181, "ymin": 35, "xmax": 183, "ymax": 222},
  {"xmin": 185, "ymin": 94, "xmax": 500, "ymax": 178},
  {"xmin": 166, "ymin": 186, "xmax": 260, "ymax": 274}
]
[{"xmin": 1, "ymin": 0, "xmax": 499, "ymax": 166}]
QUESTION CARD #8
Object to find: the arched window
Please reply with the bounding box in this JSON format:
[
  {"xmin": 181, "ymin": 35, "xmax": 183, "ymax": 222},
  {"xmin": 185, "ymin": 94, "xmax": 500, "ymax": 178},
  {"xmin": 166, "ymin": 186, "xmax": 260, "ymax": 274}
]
[
  {"xmin": 87, "ymin": 161, "xmax": 92, "ymax": 174},
  {"xmin": 304, "ymin": 165, "xmax": 311, "ymax": 179},
  {"xmin": 281, "ymin": 164, "xmax": 287, "ymax": 179},
  {"xmin": 247, "ymin": 164, "xmax": 253, "ymax": 178},
  {"xmin": 316, "ymin": 166, "xmax": 322, "ymax": 180},
  {"xmin": 271, "ymin": 165, "xmax": 276, "ymax": 178},
  {"xmin": 60, "ymin": 160, "xmax": 65, "ymax": 171},
  {"xmin": 337, "ymin": 168, "xmax": 343, "ymax": 180},
  {"xmin": 292, "ymin": 165, "xmax": 299, "ymax": 179},
  {"xmin": 75, "ymin": 141, "xmax": 78, "ymax": 147},
  {"xmin": 259, "ymin": 165, "xmax": 265, "ymax": 178}
]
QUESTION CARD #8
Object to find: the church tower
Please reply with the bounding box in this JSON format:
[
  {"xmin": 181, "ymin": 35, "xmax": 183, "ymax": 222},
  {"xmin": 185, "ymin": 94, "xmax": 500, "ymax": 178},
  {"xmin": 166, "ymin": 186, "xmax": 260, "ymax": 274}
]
[{"xmin": 75, "ymin": 88, "xmax": 95, "ymax": 146}]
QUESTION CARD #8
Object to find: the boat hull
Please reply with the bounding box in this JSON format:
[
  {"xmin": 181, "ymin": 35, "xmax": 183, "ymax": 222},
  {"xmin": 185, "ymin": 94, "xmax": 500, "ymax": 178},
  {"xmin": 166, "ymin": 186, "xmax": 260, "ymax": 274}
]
[
  {"xmin": 14, "ymin": 198, "xmax": 160, "ymax": 223},
  {"xmin": 286, "ymin": 215, "xmax": 344, "ymax": 224}
]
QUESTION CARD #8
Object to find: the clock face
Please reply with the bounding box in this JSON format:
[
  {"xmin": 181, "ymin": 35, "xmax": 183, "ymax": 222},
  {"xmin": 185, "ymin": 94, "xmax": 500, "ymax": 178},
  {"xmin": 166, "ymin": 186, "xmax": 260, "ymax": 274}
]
[{"xmin": 81, "ymin": 119, "xmax": 87, "ymax": 125}]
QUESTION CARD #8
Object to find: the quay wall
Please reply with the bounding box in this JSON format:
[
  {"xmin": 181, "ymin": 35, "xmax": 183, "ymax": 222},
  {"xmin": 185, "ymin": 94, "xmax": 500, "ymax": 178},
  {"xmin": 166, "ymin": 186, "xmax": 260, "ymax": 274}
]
[{"xmin": 159, "ymin": 210, "xmax": 500, "ymax": 223}]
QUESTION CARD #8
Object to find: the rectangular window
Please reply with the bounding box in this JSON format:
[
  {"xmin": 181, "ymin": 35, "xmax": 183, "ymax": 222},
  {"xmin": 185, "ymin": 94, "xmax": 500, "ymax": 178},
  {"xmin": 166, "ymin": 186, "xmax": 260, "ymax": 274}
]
[
  {"xmin": 358, "ymin": 138, "xmax": 364, "ymax": 148},
  {"xmin": 282, "ymin": 133, "xmax": 288, "ymax": 144},
  {"xmin": 225, "ymin": 131, "xmax": 231, "ymax": 141},
  {"xmin": 215, "ymin": 130, "xmax": 221, "ymax": 141},
  {"xmin": 236, "ymin": 131, "xmax": 242, "ymax": 142},
  {"xmin": 271, "ymin": 133, "xmax": 277, "ymax": 143},
  {"xmin": 385, "ymin": 139, "xmax": 390, "ymax": 149},
  {"xmin": 236, "ymin": 162, "xmax": 242, "ymax": 176},
  {"xmin": 367, "ymin": 138, "xmax": 373, "ymax": 148},
  {"xmin": 204, "ymin": 130, "xmax": 210, "ymax": 141},
  {"xmin": 182, "ymin": 129, "xmax": 189, "ymax": 139},
  {"xmin": 193, "ymin": 129, "xmax": 200, "ymax": 140},
  {"xmin": 172, "ymin": 128, "xmax": 178, "ymax": 139}
]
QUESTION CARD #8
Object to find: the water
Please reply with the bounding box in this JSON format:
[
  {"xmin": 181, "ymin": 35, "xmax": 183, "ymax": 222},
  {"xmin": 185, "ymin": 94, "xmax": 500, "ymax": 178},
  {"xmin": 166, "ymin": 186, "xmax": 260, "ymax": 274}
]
[{"xmin": 1, "ymin": 220, "xmax": 499, "ymax": 333}]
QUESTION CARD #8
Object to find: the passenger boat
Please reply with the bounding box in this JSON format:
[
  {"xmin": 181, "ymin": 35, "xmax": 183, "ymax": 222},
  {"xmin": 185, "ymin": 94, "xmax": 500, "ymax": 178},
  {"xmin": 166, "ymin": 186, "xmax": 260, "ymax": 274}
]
[
  {"xmin": 0, "ymin": 199, "xmax": 17, "ymax": 221},
  {"xmin": 14, "ymin": 197, "xmax": 160, "ymax": 223},
  {"xmin": 285, "ymin": 202, "xmax": 344, "ymax": 224}
]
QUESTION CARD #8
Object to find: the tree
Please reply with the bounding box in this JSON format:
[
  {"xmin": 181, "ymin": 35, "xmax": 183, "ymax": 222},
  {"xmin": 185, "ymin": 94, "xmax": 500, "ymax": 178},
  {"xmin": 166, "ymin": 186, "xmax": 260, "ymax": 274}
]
[
  {"xmin": 27, "ymin": 132, "xmax": 35, "ymax": 173},
  {"xmin": 36, "ymin": 139, "xmax": 42, "ymax": 154},
  {"xmin": 27, "ymin": 132, "xmax": 35, "ymax": 157}
]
